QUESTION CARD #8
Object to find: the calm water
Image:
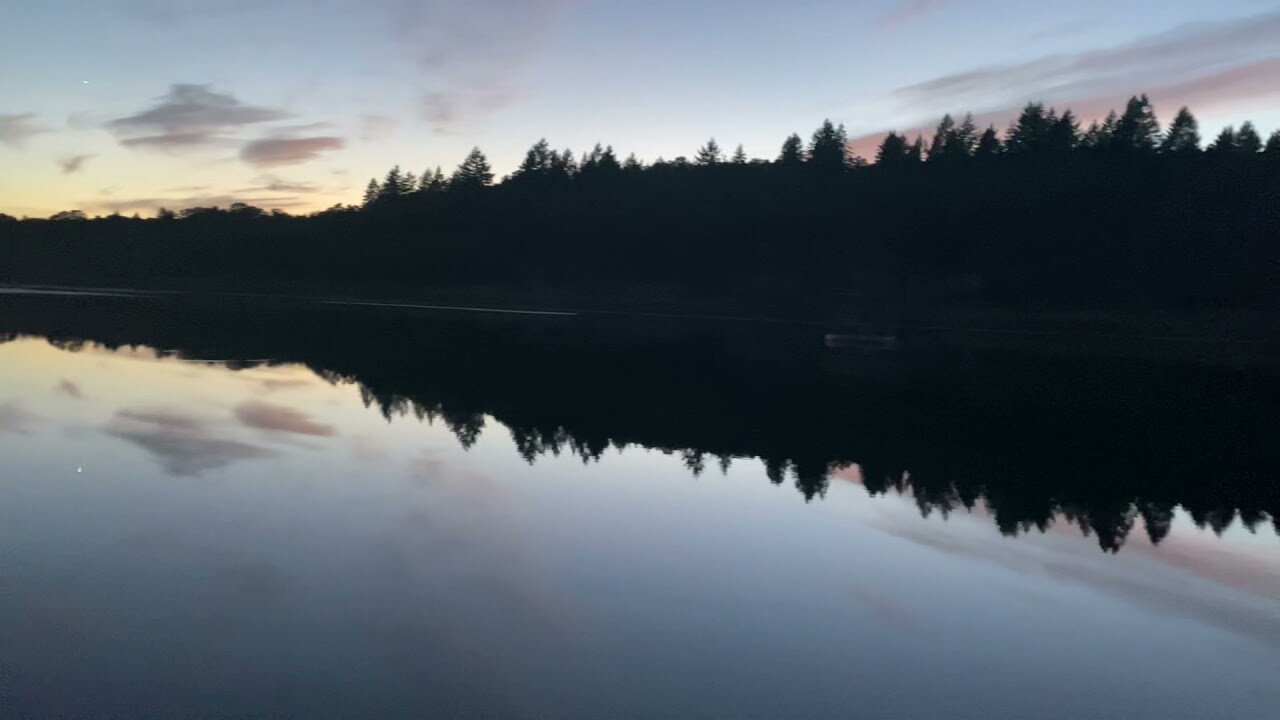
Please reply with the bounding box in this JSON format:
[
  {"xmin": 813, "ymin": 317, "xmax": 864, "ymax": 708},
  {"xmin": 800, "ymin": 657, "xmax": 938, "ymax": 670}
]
[{"xmin": 1, "ymin": 294, "xmax": 1277, "ymax": 719}]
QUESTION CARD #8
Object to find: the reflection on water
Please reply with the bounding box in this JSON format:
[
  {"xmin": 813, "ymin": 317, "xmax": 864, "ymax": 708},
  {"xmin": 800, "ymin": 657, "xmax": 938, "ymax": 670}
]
[{"xmin": 0, "ymin": 294, "xmax": 1277, "ymax": 719}]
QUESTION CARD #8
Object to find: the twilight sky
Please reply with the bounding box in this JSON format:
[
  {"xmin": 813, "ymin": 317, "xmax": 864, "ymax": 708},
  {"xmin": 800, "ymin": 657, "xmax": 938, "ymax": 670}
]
[{"xmin": 2, "ymin": 0, "xmax": 1278, "ymax": 217}]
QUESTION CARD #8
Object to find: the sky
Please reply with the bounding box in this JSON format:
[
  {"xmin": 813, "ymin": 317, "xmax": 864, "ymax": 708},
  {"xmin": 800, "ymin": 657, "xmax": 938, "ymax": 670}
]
[{"xmin": 1, "ymin": 0, "xmax": 1278, "ymax": 218}]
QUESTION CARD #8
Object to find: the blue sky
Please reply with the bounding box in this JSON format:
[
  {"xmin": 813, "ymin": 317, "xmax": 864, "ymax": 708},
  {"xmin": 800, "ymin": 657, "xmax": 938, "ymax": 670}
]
[{"xmin": 2, "ymin": 0, "xmax": 1278, "ymax": 216}]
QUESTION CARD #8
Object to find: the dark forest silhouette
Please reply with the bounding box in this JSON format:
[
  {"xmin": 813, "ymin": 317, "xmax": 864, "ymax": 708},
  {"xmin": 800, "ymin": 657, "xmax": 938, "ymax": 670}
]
[
  {"xmin": 3, "ymin": 96, "xmax": 1279, "ymax": 314},
  {"xmin": 2, "ymin": 293, "xmax": 1275, "ymax": 554}
]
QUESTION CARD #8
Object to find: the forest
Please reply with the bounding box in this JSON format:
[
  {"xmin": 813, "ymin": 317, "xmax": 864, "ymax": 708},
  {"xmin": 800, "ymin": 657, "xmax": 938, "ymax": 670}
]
[{"xmin": 2, "ymin": 95, "xmax": 1279, "ymax": 313}]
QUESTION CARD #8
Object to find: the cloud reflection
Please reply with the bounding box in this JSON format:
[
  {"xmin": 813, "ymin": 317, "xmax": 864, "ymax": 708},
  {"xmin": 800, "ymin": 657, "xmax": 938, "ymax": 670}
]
[
  {"xmin": 105, "ymin": 408, "xmax": 274, "ymax": 476},
  {"xmin": 234, "ymin": 400, "xmax": 336, "ymax": 438}
]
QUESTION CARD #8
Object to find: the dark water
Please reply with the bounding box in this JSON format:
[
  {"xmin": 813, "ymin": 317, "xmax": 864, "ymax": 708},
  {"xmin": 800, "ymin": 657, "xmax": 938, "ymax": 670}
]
[{"xmin": 1, "ymin": 293, "xmax": 1277, "ymax": 719}]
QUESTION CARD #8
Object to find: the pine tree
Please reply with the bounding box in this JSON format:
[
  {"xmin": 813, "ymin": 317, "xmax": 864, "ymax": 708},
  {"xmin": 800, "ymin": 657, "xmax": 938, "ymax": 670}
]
[
  {"xmin": 1006, "ymin": 103, "xmax": 1050, "ymax": 154},
  {"xmin": 378, "ymin": 166, "xmax": 405, "ymax": 200},
  {"xmin": 950, "ymin": 113, "xmax": 978, "ymax": 158},
  {"xmin": 695, "ymin": 138, "xmax": 723, "ymax": 165},
  {"xmin": 875, "ymin": 132, "xmax": 909, "ymax": 166},
  {"xmin": 1112, "ymin": 94, "xmax": 1161, "ymax": 152},
  {"xmin": 1236, "ymin": 122, "xmax": 1263, "ymax": 154},
  {"xmin": 907, "ymin": 135, "xmax": 924, "ymax": 163},
  {"xmin": 514, "ymin": 138, "xmax": 555, "ymax": 182},
  {"xmin": 598, "ymin": 145, "xmax": 621, "ymax": 172},
  {"xmin": 421, "ymin": 167, "xmax": 447, "ymax": 192},
  {"xmin": 1160, "ymin": 107, "xmax": 1201, "ymax": 154},
  {"xmin": 623, "ymin": 153, "xmax": 643, "ymax": 172},
  {"xmin": 928, "ymin": 114, "xmax": 955, "ymax": 161},
  {"xmin": 1265, "ymin": 130, "xmax": 1280, "ymax": 159},
  {"xmin": 778, "ymin": 133, "xmax": 804, "ymax": 165},
  {"xmin": 1207, "ymin": 126, "xmax": 1237, "ymax": 155},
  {"xmin": 731, "ymin": 144, "xmax": 747, "ymax": 164},
  {"xmin": 450, "ymin": 147, "xmax": 493, "ymax": 190},
  {"xmin": 974, "ymin": 126, "xmax": 1003, "ymax": 158},
  {"xmin": 808, "ymin": 119, "xmax": 849, "ymax": 171},
  {"xmin": 1047, "ymin": 109, "xmax": 1079, "ymax": 154},
  {"xmin": 362, "ymin": 179, "xmax": 381, "ymax": 207}
]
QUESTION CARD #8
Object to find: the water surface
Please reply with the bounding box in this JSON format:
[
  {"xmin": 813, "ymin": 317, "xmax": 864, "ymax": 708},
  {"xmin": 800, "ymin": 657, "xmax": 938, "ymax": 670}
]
[{"xmin": 1, "ymin": 295, "xmax": 1277, "ymax": 719}]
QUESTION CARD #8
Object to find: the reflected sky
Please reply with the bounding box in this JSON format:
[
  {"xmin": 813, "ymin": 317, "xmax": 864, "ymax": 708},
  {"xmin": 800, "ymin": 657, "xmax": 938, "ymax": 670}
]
[{"xmin": 1, "ymin": 337, "xmax": 1277, "ymax": 719}]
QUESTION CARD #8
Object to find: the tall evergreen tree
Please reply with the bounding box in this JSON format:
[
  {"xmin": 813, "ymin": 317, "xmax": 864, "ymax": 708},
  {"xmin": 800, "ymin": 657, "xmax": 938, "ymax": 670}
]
[
  {"xmin": 808, "ymin": 119, "xmax": 849, "ymax": 171},
  {"xmin": 1047, "ymin": 110, "xmax": 1079, "ymax": 154},
  {"xmin": 907, "ymin": 135, "xmax": 925, "ymax": 163},
  {"xmin": 1160, "ymin": 107, "xmax": 1201, "ymax": 154},
  {"xmin": 928, "ymin": 114, "xmax": 955, "ymax": 161},
  {"xmin": 1265, "ymin": 130, "xmax": 1280, "ymax": 159},
  {"xmin": 377, "ymin": 166, "xmax": 406, "ymax": 200},
  {"xmin": 695, "ymin": 138, "xmax": 723, "ymax": 165},
  {"xmin": 623, "ymin": 153, "xmax": 643, "ymax": 172},
  {"xmin": 1236, "ymin": 122, "xmax": 1263, "ymax": 154},
  {"xmin": 875, "ymin": 132, "xmax": 910, "ymax": 167},
  {"xmin": 420, "ymin": 167, "xmax": 447, "ymax": 193},
  {"xmin": 1207, "ymin": 126, "xmax": 1237, "ymax": 155},
  {"xmin": 950, "ymin": 113, "xmax": 978, "ymax": 158},
  {"xmin": 1112, "ymin": 94, "xmax": 1161, "ymax": 152},
  {"xmin": 731, "ymin": 144, "xmax": 747, "ymax": 164},
  {"xmin": 598, "ymin": 145, "xmax": 622, "ymax": 172},
  {"xmin": 974, "ymin": 126, "xmax": 1003, "ymax": 158},
  {"xmin": 513, "ymin": 139, "xmax": 555, "ymax": 182},
  {"xmin": 362, "ymin": 179, "xmax": 381, "ymax": 207},
  {"xmin": 450, "ymin": 148, "xmax": 493, "ymax": 190},
  {"xmin": 1006, "ymin": 103, "xmax": 1051, "ymax": 155},
  {"xmin": 778, "ymin": 133, "xmax": 804, "ymax": 165}
]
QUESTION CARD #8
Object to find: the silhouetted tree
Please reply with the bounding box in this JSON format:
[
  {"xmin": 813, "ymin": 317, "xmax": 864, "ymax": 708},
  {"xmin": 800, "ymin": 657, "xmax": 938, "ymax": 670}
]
[
  {"xmin": 808, "ymin": 119, "xmax": 849, "ymax": 171},
  {"xmin": 907, "ymin": 135, "xmax": 925, "ymax": 163},
  {"xmin": 1080, "ymin": 111, "xmax": 1118, "ymax": 151},
  {"xmin": 623, "ymin": 153, "xmax": 643, "ymax": 172},
  {"xmin": 1207, "ymin": 126, "xmax": 1238, "ymax": 155},
  {"xmin": 1160, "ymin": 107, "xmax": 1201, "ymax": 154},
  {"xmin": 513, "ymin": 138, "xmax": 556, "ymax": 184},
  {"xmin": 1265, "ymin": 130, "xmax": 1280, "ymax": 159},
  {"xmin": 778, "ymin": 133, "xmax": 804, "ymax": 165},
  {"xmin": 1006, "ymin": 103, "xmax": 1051, "ymax": 155},
  {"xmin": 1236, "ymin": 122, "xmax": 1263, "ymax": 154},
  {"xmin": 695, "ymin": 138, "xmax": 723, "ymax": 166},
  {"xmin": 450, "ymin": 148, "xmax": 493, "ymax": 190},
  {"xmin": 420, "ymin": 167, "xmax": 447, "ymax": 193},
  {"xmin": 876, "ymin": 131, "xmax": 910, "ymax": 167},
  {"xmin": 731, "ymin": 144, "xmax": 747, "ymax": 164},
  {"xmin": 1047, "ymin": 109, "xmax": 1079, "ymax": 154},
  {"xmin": 362, "ymin": 179, "xmax": 381, "ymax": 207},
  {"xmin": 50, "ymin": 210, "xmax": 87, "ymax": 221},
  {"xmin": 974, "ymin": 125, "xmax": 1003, "ymax": 158},
  {"xmin": 1112, "ymin": 94, "xmax": 1161, "ymax": 153},
  {"xmin": 928, "ymin": 114, "xmax": 955, "ymax": 161}
]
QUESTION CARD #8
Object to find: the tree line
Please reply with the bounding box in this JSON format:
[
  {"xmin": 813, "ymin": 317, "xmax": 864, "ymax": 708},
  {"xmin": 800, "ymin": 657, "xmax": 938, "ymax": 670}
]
[
  {"xmin": 2, "ymin": 292, "xmax": 1275, "ymax": 553},
  {"xmin": 2, "ymin": 94, "xmax": 1278, "ymax": 314}
]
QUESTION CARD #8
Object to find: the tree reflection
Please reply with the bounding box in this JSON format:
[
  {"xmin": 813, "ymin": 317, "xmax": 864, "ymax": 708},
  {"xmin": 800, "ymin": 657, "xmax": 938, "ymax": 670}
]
[{"xmin": 1, "ymin": 295, "xmax": 1274, "ymax": 553}]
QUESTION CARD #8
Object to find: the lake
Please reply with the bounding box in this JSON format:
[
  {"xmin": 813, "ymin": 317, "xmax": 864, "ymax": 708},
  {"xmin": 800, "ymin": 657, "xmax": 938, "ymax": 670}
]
[{"xmin": 1, "ymin": 292, "xmax": 1277, "ymax": 719}]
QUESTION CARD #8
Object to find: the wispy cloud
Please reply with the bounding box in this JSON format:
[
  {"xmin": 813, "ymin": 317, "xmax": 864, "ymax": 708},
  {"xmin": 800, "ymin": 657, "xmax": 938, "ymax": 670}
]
[
  {"xmin": 90, "ymin": 193, "xmax": 313, "ymax": 216},
  {"xmin": 59, "ymin": 154, "xmax": 93, "ymax": 175},
  {"xmin": 108, "ymin": 84, "xmax": 288, "ymax": 151},
  {"xmin": 388, "ymin": 0, "xmax": 567, "ymax": 133},
  {"xmin": 0, "ymin": 113, "xmax": 50, "ymax": 148},
  {"xmin": 105, "ymin": 408, "xmax": 275, "ymax": 476},
  {"xmin": 0, "ymin": 401, "xmax": 38, "ymax": 434},
  {"xmin": 848, "ymin": 10, "xmax": 1280, "ymax": 157},
  {"xmin": 360, "ymin": 114, "xmax": 397, "ymax": 142},
  {"xmin": 237, "ymin": 174, "xmax": 321, "ymax": 194},
  {"xmin": 875, "ymin": 0, "xmax": 947, "ymax": 31},
  {"xmin": 57, "ymin": 380, "xmax": 85, "ymax": 399},
  {"xmin": 234, "ymin": 400, "xmax": 337, "ymax": 438},
  {"xmin": 240, "ymin": 136, "xmax": 345, "ymax": 167},
  {"xmin": 894, "ymin": 10, "xmax": 1280, "ymax": 114}
]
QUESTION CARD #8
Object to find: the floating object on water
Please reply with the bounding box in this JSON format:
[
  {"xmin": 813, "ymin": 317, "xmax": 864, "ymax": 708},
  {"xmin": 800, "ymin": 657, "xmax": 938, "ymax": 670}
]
[{"xmin": 824, "ymin": 333, "xmax": 900, "ymax": 351}]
